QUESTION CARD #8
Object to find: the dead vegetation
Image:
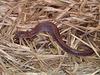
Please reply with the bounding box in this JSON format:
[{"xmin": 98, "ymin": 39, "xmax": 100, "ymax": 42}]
[{"xmin": 0, "ymin": 0, "xmax": 100, "ymax": 75}]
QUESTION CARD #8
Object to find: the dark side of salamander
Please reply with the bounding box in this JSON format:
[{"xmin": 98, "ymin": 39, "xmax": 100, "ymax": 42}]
[{"xmin": 15, "ymin": 21, "xmax": 94, "ymax": 56}]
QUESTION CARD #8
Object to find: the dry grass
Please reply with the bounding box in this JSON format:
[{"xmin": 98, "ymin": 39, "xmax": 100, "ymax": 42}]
[{"xmin": 0, "ymin": 0, "xmax": 100, "ymax": 75}]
